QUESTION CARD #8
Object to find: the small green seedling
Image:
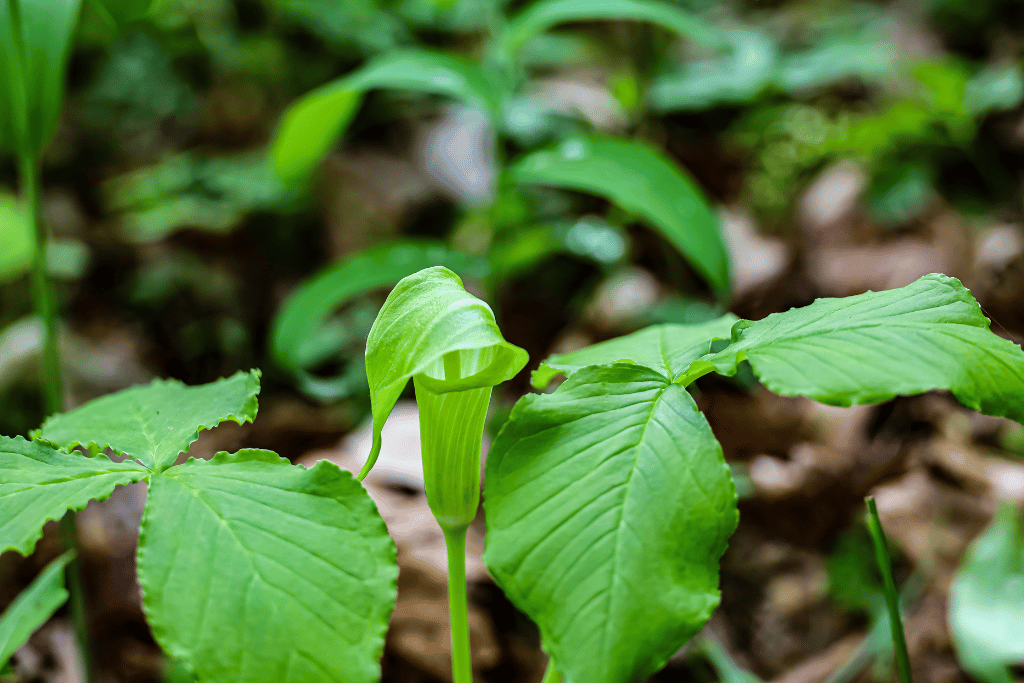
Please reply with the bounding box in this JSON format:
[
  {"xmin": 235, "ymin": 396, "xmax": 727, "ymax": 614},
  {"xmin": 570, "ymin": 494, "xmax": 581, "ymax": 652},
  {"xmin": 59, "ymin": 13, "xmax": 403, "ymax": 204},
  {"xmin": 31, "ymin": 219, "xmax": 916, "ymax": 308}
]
[{"xmin": 0, "ymin": 550, "xmax": 74, "ymax": 670}]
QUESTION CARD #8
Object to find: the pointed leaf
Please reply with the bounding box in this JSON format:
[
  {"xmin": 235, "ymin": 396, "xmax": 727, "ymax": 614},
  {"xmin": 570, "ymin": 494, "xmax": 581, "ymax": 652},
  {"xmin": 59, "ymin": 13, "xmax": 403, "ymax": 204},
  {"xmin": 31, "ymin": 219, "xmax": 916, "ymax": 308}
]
[
  {"xmin": 511, "ymin": 135, "xmax": 731, "ymax": 297},
  {"xmin": 502, "ymin": 0, "xmax": 726, "ymax": 56},
  {"xmin": 532, "ymin": 315, "xmax": 737, "ymax": 389},
  {"xmin": 0, "ymin": 0, "xmax": 82, "ymax": 156},
  {"xmin": 137, "ymin": 449, "xmax": 397, "ymax": 683},
  {"xmin": 688, "ymin": 274, "xmax": 1024, "ymax": 423},
  {"xmin": 0, "ymin": 550, "xmax": 73, "ymax": 667},
  {"xmin": 0, "ymin": 436, "xmax": 148, "ymax": 556},
  {"xmin": 484, "ymin": 363, "xmax": 738, "ymax": 683},
  {"xmin": 363, "ymin": 266, "xmax": 527, "ymax": 477},
  {"xmin": 949, "ymin": 501, "xmax": 1024, "ymax": 683},
  {"xmin": 273, "ymin": 49, "xmax": 498, "ymax": 183},
  {"xmin": 38, "ymin": 370, "xmax": 261, "ymax": 472},
  {"xmin": 270, "ymin": 240, "xmax": 489, "ymax": 400}
]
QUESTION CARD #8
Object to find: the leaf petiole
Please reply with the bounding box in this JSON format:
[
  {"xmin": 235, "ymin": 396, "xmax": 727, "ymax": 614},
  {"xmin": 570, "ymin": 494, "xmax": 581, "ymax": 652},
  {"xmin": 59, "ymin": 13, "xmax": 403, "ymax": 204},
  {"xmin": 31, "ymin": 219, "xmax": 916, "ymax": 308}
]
[{"xmin": 443, "ymin": 525, "xmax": 472, "ymax": 683}]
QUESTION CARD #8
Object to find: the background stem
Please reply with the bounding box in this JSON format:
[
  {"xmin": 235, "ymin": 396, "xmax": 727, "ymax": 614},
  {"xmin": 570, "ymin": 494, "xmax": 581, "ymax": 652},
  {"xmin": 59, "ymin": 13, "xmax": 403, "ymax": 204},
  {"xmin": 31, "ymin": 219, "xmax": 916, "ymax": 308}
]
[
  {"xmin": 443, "ymin": 525, "xmax": 473, "ymax": 683},
  {"xmin": 865, "ymin": 497, "xmax": 913, "ymax": 683}
]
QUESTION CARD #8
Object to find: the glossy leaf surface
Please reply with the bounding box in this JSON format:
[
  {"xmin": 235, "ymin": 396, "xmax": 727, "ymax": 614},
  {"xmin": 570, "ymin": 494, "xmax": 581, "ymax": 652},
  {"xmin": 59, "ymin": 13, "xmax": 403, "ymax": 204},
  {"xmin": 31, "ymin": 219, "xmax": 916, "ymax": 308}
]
[
  {"xmin": 502, "ymin": 0, "xmax": 725, "ymax": 56},
  {"xmin": 271, "ymin": 240, "xmax": 488, "ymax": 400},
  {"xmin": 0, "ymin": 551, "xmax": 73, "ymax": 667},
  {"xmin": 363, "ymin": 266, "xmax": 527, "ymax": 477},
  {"xmin": 949, "ymin": 501, "xmax": 1024, "ymax": 683},
  {"xmin": 38, "ymin": 370, "xmax": 261, "ymax": 472},
  {"xmin": 484, "ymin": 364, "xmax": 737, "ymax": 683},
  {"xmin": 0, "ymin": 0, "xmax": 82, "ymax": 156},
  {"xmin": 0, "ymin": 436, "xmax": 148, "ymax": 555},
  {"xmin": 688, "ymin": 274, "xmax": 1024, "ymax": 423},
  {"xmin": 138, "ymin": 449, "xmax": 397, "ymax": 683},
  {"xmin": 511, "ymin": 135, "xmax": 731, "ymax": 297},
  {"xmin": 532, "ymin": 315, "xmax": 737, "ymax": 389},
  {"xmin": 273, "ymin": 50, "xmax": 497, "ymax": 183}
]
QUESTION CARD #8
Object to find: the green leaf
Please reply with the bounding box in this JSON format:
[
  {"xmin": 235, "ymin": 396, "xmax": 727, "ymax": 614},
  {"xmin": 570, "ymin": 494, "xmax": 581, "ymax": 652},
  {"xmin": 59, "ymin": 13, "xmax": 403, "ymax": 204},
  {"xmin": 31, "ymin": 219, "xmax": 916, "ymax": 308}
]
[
  {"xmin": 0, "ymin": 436, "xmax": 148, "ymax": 556},
  {"xmin": 689, "ymin": 274, "xmax": 1024, "ymax": 423},
  {"xmin": 137, "ymin": 449, "xmax": 397, "ymax": 683},
  {"xmin": 532, "ymin": 316, "xmax": 737, "ymax": 389},
  {"xmin": 38, "ymin": 370, "xmax": 261, "ymax": 472},
  {"xmin": 484, "ymin": 363, "xmax": 737, "ymax": 683},
  {"xmin": 511, "ymin": 135, "xmax": 731, "ymax": 297},
  {"xmin": 90, "ymin": 0, "xmax": 153, "ymax": 24},
  {"xmin": 949, "ymin": 501, "xmax": 1024, "ymax": 683},
  {"xmin": 0, "ymin": 550, "xmax": 73, "ymax": 667},
  {"xmin": 271, "ymin": 240, "xmax": 489, "ymax": 400},
  {"xmin": 273, "ymin": 49, "xmax": 498, "ymax": 183},
  {"xmin": 363, "ymin": 266, "xmax": 527, "ymax": 478},
  {"xmin": 0, "ymin": 193, "xmax": 31, "ymax": 282},
  {"xmin": 501, "ymin": 0, "xmax": 726, "ymax": 57},
  {"xmin": 0, "ymin": 0, "xmax": 82, "ymax": 156}
]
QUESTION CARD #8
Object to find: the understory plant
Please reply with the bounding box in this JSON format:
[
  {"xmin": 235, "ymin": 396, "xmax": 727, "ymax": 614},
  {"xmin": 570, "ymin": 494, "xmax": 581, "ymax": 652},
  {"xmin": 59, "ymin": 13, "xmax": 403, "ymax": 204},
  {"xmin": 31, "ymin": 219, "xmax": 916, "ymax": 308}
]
[{"xmin": 2, "ymin": 268, "xmax": 1023, "ymax": 683}]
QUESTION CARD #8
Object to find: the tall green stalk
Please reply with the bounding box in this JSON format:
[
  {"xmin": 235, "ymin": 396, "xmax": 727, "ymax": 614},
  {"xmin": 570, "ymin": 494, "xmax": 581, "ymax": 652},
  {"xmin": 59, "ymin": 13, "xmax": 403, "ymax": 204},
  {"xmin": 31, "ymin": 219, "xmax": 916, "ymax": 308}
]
[
  {"xmin": 865, "ymin": 497, "xmax": 913, "ymax": 683},
  {"xmin": 444, "ymin": 526, "xmax": 472, "ymax": 683}
]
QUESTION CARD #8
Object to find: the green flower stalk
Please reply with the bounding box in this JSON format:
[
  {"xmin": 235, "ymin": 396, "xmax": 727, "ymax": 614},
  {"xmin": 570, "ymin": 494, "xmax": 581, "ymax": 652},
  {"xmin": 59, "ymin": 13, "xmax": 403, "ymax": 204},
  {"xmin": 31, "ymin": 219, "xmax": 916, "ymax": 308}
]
[{"xmin": 362, "ymin": 266, "xmax": 527, "ymax": 682}]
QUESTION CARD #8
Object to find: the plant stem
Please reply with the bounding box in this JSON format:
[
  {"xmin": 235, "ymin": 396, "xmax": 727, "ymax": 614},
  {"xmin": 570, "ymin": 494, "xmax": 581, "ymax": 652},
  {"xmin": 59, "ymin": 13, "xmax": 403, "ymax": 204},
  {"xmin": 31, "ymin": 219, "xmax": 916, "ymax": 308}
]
[
  {"xmin": 865, "ymin": 497, "xmax": 913, "ymax": 683},
  {"xmin": 540, "ymin": 660, "xmax": 561, "ymax": 683},
  {"xmin": 443, "ymin": 525, "xmax": 473, "ymax": 683}
]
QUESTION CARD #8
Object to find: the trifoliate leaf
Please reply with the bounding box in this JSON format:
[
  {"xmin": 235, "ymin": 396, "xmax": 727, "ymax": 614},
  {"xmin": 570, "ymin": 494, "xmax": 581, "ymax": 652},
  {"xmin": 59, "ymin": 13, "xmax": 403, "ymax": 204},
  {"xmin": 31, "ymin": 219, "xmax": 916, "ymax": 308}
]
[
  {"xmin": 362, "ymin": 266, "xmax": 527, "ymax": 479},
  {"xmin": 686, "ymin": 274, "xmax": 1024, "ymax": 423},
  {"xmin": 0, "ymin": 436, "xmax": 148, "ymax": 556},
  {"xmin": 484, "ymin": 363, "xmax": 738, "ymax": 683},
  {"xmin": 38, "ymin": 370, "xmax": 261, "ymax": 472},
  {"xmin": 0, "ymin": 550, "xmax": 73, "ymax": 667},
  {"xmin": 137, "ymin": 449, "xmax": 397, "ymax": 683},
  {"xmin": 532, "ymin": 316, "xmax": 737, "ymax": 389}
]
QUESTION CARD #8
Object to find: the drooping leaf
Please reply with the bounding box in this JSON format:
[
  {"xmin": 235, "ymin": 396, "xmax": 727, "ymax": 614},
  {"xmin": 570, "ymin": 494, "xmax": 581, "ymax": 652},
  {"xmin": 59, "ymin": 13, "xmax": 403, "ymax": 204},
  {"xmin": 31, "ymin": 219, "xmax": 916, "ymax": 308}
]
[
  {"xmin": 484, "ymin": 363, "xmax": 738, "ymax": 683},
  {"xmin": 0, "ymin": 0, "xmax": 82, "ymax": 156},
  {"xmin": 0, "ymin": 550, "xmax": 73, "ymax": 668},
  {"xmin": 686, "ymin": 274, "xmax": 1024, "ymax": 423},
  {"xmin": 511, "ymin": 135, "xmax": 731, "ymax": 297},
  {"xmin": 501, "ymin": 0, "xmax": 726, "ymax": 57},
  {"xmin": 362, "ymin": 266, "xmax": 527, "ymax": 478},
  {"xmin": 271, "ymin": 241, "xmax": 489, "ymax": 400},
  {"xmin": 0, "ymin": 436, "xmax": 148, "ymax": 556},
  {"xmin": 273, "ymin": 49, "xmax": 498, "ymax": 183},
  {"xmin": 948, "ymin": 501, "xmax": 1024, "ymax": 683},
  {"xmin": 137, "ymin": 449, "xmax": 397, "ymax": 683},
  {"xmin": 532, "ymin": 316, "xmax": 737, "ymax": 389},
  {"xmin": 38, "ymin": 370, "xmax": 261, "ymax": 472}
]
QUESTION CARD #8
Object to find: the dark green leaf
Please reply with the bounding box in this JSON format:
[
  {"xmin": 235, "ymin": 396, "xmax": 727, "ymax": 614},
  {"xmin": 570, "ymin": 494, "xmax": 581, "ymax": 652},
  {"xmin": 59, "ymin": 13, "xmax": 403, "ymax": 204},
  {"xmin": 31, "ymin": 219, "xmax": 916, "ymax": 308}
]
[
  {"xmin": 687, "ymin": 274, "xmax": 1024, "ymax": 423},
  {"xmin": 0, "ymin": 436, "xmax": 148, "ymax": 556},
  {"xmin": 0, "ymin": 551, "xmax": 73, "ymax": 667},
  {"xmin": 137, "ymin": 449, "xmax": 397, "ymax": 683},
  {"xmin": 38, "ymin": 370, "xmax": 261, "ymax": 472},
  {"xmin": 511, "ymin": 135, "xmax": 731, "ymax": 297},
  {"xmin": 484, "ymin": 363, "xmax": 738, "ymax": 683}
]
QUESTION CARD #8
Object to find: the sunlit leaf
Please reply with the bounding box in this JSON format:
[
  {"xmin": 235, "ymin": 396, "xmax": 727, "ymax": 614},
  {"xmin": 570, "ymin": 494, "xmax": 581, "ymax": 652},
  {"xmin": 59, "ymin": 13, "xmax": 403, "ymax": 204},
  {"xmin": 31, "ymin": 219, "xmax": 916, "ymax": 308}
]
[
  {"xmin": 38, "ymin": 370, "xmax": 261, "ymax": 472},
  {"xmin": 273, "ymin": 49, "xmax": 498, "ymax": 183},
  {"xmin": 512, "ymin": 135, "xmax": 731, "ymax": 297},
  {"xmin": 0, "ymin": 436, "xmax": 148, "ymax": 556},
  {"xmin": 532, "ymin": 316, "xmax": 737, "ymax": 389},
  {"xmin": 686, "ymin": 274, "xmax": 1024, "ymax": 423},
  {"xmin": 484, "ymin": 363, "xmax": 737, "ymax": 683},
  {"xmin": 949, "ymin": 501, "xmax": 1024, "ymax": 683},
  {"xmin": 0, "ymin": 551, "xmax": 73, "ymax": 667},
  {"xmin": 138, "ymin": 449, "xmax": 397, "ymax": 683}
]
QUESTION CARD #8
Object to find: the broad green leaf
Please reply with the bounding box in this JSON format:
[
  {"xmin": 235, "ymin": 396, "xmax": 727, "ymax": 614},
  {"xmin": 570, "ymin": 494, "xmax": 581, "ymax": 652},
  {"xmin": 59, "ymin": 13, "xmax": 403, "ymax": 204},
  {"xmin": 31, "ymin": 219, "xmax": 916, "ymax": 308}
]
[
  {"xmin": 270, "ymin": 240, "xmax": 489, "ymax": 400},
  {"xmin": 949, "ymin": 501, "xmax": 1024, "ymax": 683},
  {"xmin": 0, "ymin": 0, "xmax": 82, "ymax": 156},
  {"xmin": 38, "ymin": 370, "xmax": 261, "ymax": 472},
  {"xmin": 484, "ymin": 363, "xmax": 737, "ymax": 683},
  {"xmin": 0, "ymin": 436, "xmax": 148, "ymax": 556},
  {"xmin": 273, "ymin": 49, "xmax": 498, "ymax": 183},
  {"xmin": 137, "ymin": 449, "xmax": 397, "ymax": 683},
  {"xmin": 0, "ymin": 550, "xmax": 73, "ymax": 667},
  {"xmin": 501, "ymin": 0, "xmax": 726, "ymax": 57},
  {"xmin": 362, "ymin": 266, "xmax": 527, "ymax": 478},
  {"xmin": 511, "ymin": 135, "xmax": 731, "ymax": 297},
  {"xmin": 0, "ymin": 193, "xmax": 31, "ymax": 282},
  {"xmin": 532, "ymin": 315, "xmax": 737, "ymax": 389},
  {"xmin": 687, "ymin": 274, "xmax": 1024, "ymax": 423}
]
